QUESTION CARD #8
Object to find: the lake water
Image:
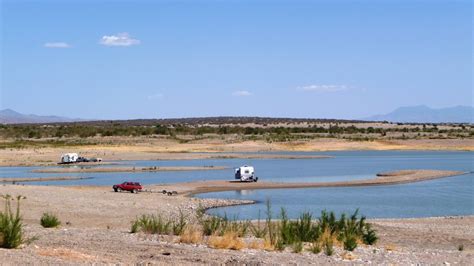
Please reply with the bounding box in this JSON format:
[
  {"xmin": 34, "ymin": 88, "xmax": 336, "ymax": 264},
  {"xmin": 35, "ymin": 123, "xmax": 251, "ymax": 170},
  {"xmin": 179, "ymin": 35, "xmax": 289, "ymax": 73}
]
[{"xmin": 1, "ymin": 151, "xmax": 472, "ymax": 218}]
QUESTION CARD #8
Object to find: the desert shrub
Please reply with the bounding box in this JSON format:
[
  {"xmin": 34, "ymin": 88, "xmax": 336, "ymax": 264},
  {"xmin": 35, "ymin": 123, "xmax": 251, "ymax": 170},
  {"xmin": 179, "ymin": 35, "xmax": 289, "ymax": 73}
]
[
  {"xmin": 130, "ymin": 214, "xmax": 170, "ymax": 235},
  {"xmin": 171, "ymin": 210, "xmax": 187, "ymax": 235},
  {"xmin": 226, "ymin": 220, "xmax": 250, "ymax": 237},
  {"xmin": 264, "ymin": 199, "xmax": 277, "ymax": 246},
  {"xmin": 179, "ymin": 225, "xmax": 203, "ymax": 244},
  {"xmin": 294, "ymin": 212, "xmax": 317, "ymax": 242},
  {"xmin": 310, "ymin": 242, "xmax": 321, "ymax": 254},
  {"xmin": 278, "ymin": 208, "xmax": 294, "ymax": 245},
  {"xmin": 324, "ymin": 237, "xmax": 334, "ymax": 256},
  {"xmin": 40, "ymin": 212, "xmax": 61, "ymax": 228},
  {"xmin": 292, "ymin": 241, "xmax": 303, "ymax": 253},
  {"xmin": 250, "ymin": 210, "xmax": 267, "ymax": 238},
  {"xmin": 343, "ymin": 233, "xmax": 358, "ymax": 251},
  {"xmin": 208, "ymin": 231, "xmax": 244, "ymax": 250},
  {"xmin": 274, "ymin": 238, "xmax": 286, "ymax": 251},
  {"xmin": 458, "ymin": 244, "xmax": 464, "ymax": 251},
  {"xmin": 362, "ymin": 224, "xmax": 378, "ymax": 245},
  {"xmin": 0, "ymin": 195, "xmax": 25, "ymax": 248},
  {"xmin": 278, "ymin": 208, "xmax": 320, "ymax": 246},
  {"xmin": 196, "ymin": 204, "xmax": 206, "ymax": 221},
  {"xmin": 201, "ymin": 216, "xmax": 223, "ymax": 236},
  {"xmin": 130, "ymin": 220, "xmax": 140, "ymax": 233}
]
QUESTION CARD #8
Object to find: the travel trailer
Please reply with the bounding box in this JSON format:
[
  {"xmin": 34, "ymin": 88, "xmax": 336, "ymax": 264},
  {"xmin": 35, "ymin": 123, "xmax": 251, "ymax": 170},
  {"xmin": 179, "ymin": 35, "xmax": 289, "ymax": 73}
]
[
  {"xmin": 234, "ymin": 165, "xmax": 258, "ymax": 182},
  {"xmin": 60, "ymin": 153, "xmax": 79, "ymax": 164}
]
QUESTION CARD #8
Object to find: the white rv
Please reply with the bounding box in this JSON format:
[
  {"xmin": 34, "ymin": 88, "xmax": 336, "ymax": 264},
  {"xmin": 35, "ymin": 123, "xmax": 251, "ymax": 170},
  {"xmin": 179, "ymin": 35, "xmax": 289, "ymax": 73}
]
[
  {"xmin": 60, "ymin": 153, "xmax": 79, "ymax": 163},
  {"xmin": 235, "ymin": 165, "xmax": 258, "ymax": 182}
]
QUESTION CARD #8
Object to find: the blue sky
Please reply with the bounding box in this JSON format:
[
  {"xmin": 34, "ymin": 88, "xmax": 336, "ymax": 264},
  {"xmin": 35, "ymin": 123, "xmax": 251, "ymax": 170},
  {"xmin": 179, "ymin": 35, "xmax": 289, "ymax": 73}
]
[{"xmin": 1, "ymin": 0, "xmax": 472, "ymax": 120}]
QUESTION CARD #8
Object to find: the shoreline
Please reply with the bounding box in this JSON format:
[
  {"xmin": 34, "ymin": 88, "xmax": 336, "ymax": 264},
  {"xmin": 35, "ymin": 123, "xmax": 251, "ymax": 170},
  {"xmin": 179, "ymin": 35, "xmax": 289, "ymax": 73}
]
[
  {"xmin": 31, "ymin": 165, "xmax": 229, "ymax": 173},
  {"xmin": 0, "ymin": 176, "xmax": 93, "ymax": 183},
  {"xmin": 1, "ymin": 137, "xmax": 472, "ymax": 167}
]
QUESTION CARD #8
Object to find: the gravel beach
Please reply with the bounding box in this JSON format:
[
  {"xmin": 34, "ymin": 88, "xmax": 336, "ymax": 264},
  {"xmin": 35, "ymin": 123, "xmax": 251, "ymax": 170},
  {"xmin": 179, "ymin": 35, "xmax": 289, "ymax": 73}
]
[{"xmin": 0, "ymin": 169, "xmax": 472, "ymax": 264}]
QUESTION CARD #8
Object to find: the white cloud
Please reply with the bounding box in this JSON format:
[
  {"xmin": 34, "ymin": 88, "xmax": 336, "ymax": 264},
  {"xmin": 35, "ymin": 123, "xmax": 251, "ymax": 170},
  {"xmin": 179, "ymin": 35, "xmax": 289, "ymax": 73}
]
[
  {"xmin": 232, "ymin": 90, "xmax": 253, "ymax": 97},
  {"xmin": 99, "ymin": 32, "xmax": 140, "ymax": 47},
  {"xmin": 44, "ymin": 42, "xmax": 71, "ymax": 48},
  {"xmin": 298, "ymin": 84, "xmax": 348, "ymax": 93},
  {"xmin": 147, "ymin": 93, "xmax": 164, "ymax": 100}
]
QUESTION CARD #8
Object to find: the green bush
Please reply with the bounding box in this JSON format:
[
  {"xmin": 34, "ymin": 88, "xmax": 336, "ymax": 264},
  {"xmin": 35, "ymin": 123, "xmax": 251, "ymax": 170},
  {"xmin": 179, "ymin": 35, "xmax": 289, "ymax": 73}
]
[
  {"xmin": 201, "ymin": 216, "xmax": 223, "ymax": 236},
  {"xmin": 0, "ymin": 195, "xmax": 25, "ymax": 248},
  {"xmin": 310, "ymin": 242, "xmax": 321, "ymax": 254},
  {"xmin": 171, "ymin": 210, "xmax": 187, "ymax": 235},
  {"xmin": 362, "ymin": 224, "xmax": 378, "ymax": 245},
  {"xmin": 40, "ymin": 212, "xmax": 61, "ymax": 228},
  {"xmin": 324, "ymin": 238, "xmax": 334, "ymax": 256},
  {"xmin": 292, "ymin": 241, "xmax": 303, "ymax": 253},
  {"xmin": 343, "ymin": 233, "xmax": 358, "ymax": 251},
  {"xmin": 130, "ymin": 214, "xmax": 171, "ymax": 235},
  {"xmin": 250, "ymin": 210, "xmax": 266, "ymax": 238}
]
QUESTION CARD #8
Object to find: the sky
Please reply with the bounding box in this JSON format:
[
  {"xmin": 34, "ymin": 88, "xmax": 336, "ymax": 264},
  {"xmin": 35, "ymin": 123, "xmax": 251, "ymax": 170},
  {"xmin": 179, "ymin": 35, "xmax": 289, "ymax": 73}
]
[{"xmin": 0, "ymin": 0, "xmax": 472, "ymax": 120}]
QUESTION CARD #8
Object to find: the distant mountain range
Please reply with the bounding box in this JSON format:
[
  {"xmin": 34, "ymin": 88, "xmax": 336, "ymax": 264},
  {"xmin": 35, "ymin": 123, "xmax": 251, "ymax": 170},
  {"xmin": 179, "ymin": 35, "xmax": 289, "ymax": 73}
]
[
  {"xmin": 0, "ymin": 109, "xmax": 85, "ymax": 124},
  {"xmin": 363, "ymin": 105, "xmax": 473, "ymax": 123},
  {"xmin": 1, "ymin": 105, "xmax": 472, "ymax": 125}
]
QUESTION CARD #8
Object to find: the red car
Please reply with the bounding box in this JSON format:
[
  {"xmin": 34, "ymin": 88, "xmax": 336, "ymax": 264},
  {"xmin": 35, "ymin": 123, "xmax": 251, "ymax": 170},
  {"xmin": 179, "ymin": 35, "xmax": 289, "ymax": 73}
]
[{"xmin": 113, "ymin": 182, "xmax": 143, "ymax": 193}]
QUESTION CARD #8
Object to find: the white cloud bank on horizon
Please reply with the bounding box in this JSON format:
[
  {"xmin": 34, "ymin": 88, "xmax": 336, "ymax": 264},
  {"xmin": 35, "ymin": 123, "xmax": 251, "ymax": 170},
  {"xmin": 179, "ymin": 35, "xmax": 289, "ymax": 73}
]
[
  {"xmin": 44, "ymin": 42, "xmax": 71, "ymax": 48},
  {"xmin": 99, "ymin": 32, "xmax": 140, "ymax": 47},
  {"xmin": 298, "ymin": 84, "xmax": 348, "ymax": 92},
  {"xmin": 232, "ymin": 90, "xmax": 253, "ymax": 97}
]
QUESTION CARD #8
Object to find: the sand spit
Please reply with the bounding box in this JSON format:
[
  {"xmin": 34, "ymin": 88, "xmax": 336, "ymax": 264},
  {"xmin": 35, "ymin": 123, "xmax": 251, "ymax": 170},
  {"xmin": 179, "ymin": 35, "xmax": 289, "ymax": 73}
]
[
  {"xmin": 0, "ymin": 176, "xmax": 93, "ymax": 183},
  {"xmin": 32, "ymin": 165, "xmax": 228, "ymax": 174},
  {"xmin": 177, "ymin": 169, "xmax": 466, "ymax": 195}
]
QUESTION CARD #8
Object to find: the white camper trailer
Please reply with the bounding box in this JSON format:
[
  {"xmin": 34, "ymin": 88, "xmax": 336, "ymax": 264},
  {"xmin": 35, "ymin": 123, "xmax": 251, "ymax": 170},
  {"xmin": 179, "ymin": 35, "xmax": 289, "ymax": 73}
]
[
  {"xmin": 60, "ymin": 153, "xmax": 79, "ymax": 163},
  {"xmin": 235, "ymin": 165, "xmax": 258, "ymax": 182}
]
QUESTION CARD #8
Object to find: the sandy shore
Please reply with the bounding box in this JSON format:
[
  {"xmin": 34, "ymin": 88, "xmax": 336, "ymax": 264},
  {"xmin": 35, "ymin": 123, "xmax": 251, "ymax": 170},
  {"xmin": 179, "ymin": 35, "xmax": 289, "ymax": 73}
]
[
  {"xmin": 31, "ymin": 166, "xmax": 229, "ymax": 174},
  {"xmin": 0, "ymin": 182, "xmax": 472, "ymax": 264},
  {"xmin": 0, "ymin": 169, "xmax": 472, "ymax": 264}
]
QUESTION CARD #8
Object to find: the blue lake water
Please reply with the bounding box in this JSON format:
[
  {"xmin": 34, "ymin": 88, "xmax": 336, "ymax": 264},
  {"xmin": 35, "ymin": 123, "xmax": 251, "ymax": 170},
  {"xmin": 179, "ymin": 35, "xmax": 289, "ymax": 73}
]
[
  {"xmin": 1, "ymin": 150, "xmax": 472, "ymax": 218},
  {"xmin": 197, "ymin": 173, "xmax": 473, "ymax": 219}
]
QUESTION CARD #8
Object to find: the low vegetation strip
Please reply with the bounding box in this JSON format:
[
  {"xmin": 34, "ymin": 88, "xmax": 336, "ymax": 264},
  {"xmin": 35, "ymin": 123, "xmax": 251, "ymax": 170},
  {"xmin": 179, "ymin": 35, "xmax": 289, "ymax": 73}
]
[
  {"xmin": 185, "ymin": 170, "xmax": 465, "ymax": 195},
  {"xmin": 32, "ymin": 166, "xmax": 228, "ymax": 174},
  {"xmin": 130, "ymin": 201, "xmax": 378, "ymax": 254}
]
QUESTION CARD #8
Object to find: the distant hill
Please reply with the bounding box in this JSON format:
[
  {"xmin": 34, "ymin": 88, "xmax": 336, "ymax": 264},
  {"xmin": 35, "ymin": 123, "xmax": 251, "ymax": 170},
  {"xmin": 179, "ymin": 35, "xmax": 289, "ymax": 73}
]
[
  {"xmin": 0, "ymin": 109, "xmax": 365, "ymax": 126},
  {"xmin": 0, "ymin": 109, "xmax": 85, "ymax": 124},
  {"xmin": 363, "ymin": 105, "xmax": 473, "ymax": 123}
]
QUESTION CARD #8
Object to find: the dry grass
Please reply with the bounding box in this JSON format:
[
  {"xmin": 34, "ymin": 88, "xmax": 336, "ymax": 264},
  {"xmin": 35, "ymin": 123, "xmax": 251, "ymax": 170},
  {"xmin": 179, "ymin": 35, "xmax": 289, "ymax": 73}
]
[
  {"xmin": 208, "ymin": 231, "xmax": 245, "ymax": 250},
  {"xmin": 179, "ymin": 226, "xmax": 203, "ymax": 244},
  {"xmin": 247, "ymin": 239, "xmax": 263, "ymax": 250},
  {"xmin": 385, "ymin": 244, "xmax": 397, "ymax": 251},
  {"xmin": 342, "ymin": 252, "xmax": 357, "ymax": 260},
  {"xmin": 263, "ymin": 238, "xmax": 275, "ymax": 251},
  {"xmin": 37, "ymin": 248, "xmax": 95, "ymax": 262}
]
